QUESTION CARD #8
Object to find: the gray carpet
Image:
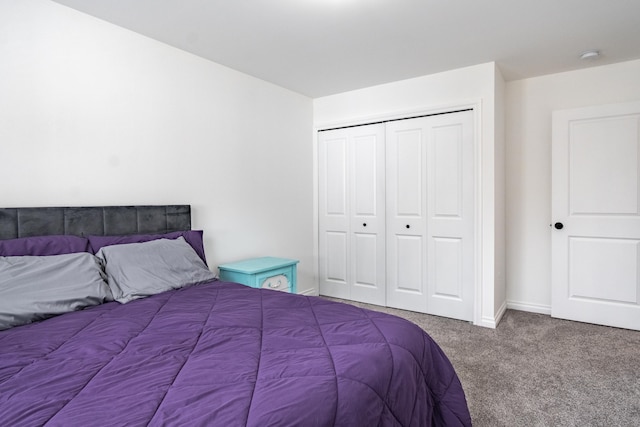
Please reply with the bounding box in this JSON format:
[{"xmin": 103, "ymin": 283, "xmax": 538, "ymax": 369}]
[{"xmin": 325, "ymin": 299, "xmax": 640, "ymax": 426}]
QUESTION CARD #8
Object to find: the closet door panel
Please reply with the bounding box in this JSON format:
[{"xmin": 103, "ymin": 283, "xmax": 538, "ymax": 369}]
[
  {"xmin": 427, "ymin": 112, "xmax": 475, "ymax": 321},
  {"xmin": 319, "ymin": 125, "xmax": 385, "ymax": 305},
  {"xmin": 350, "ymin": 126, "xmax": 386, "ymax": 305},
  {"xmin": 386, "ymin": 121, "xmax": 428, "ymax": 312},
  {"xmin": 319, "ymin": 132, "xmax": 350, "ymax": 299}
]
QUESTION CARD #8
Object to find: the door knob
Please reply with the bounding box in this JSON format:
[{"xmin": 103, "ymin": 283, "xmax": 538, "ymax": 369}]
[{"xmin": 554, "ymin": 222, "xmax": 563, "ymax": 230}]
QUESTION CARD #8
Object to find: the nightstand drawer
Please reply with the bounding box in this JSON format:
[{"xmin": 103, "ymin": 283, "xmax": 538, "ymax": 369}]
[
  {"xmin": 258, "ymin": 271, "xmax": 292, "ymax": 292},
  {"xmin": 218, "ymin": 257, "xmax": 299, "ymax": 293}
]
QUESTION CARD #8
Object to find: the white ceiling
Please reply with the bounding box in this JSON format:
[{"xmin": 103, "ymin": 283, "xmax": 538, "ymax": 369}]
[{"xmin": 51, "ymin": 0, "xmax": 640, "ymax": 98}]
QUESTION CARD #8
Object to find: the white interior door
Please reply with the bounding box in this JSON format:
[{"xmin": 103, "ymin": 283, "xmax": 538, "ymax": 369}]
[
  {"xmin": 552, "ymin": 101, "xmax": 640, "ymax": 331},
  {"xmin": 386, "ymin": 111, "xmax": 474, "ymax": 320},
  {"xmin": 318, "ymin": 124, "xmax": 386, "ymax": 305}
]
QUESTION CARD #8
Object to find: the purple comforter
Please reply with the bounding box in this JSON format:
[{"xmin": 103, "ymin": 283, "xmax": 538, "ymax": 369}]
[{"xmin": 0, "ymin": 281, "xmax": 471, "ymax": 426}]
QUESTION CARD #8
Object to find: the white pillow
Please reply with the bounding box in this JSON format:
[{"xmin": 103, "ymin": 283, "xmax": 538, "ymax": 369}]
[{"xmin": 96, "ymin": 236, "xmax": 216, "ymax": 303}]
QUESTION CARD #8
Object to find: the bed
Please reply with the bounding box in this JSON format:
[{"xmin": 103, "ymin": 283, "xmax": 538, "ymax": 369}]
[{"xmin": 0, "ymin": 205, "xmax": 472, "ymax": 426}]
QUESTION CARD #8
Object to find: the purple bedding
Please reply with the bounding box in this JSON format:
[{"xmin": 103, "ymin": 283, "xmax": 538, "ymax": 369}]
[{"xmin": 0, "ymin": 281, "xmax": 471, "ymax": 426}]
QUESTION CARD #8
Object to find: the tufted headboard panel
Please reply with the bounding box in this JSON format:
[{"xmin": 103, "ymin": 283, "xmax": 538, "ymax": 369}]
[{"xmin": 0, "ymin": 205, "xmax": 191, "ymax": 240}]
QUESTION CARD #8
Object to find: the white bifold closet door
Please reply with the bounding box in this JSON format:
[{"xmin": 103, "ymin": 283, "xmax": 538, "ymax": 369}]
[
  {"xmin": 318, "ymin": 110, "xmax": 474, "ymax": 321},
  {"xmin": 386, "ymin": 112, "xmax": 474, "ymax": 320},
  {"xmin": 318, "ymin": 124, "xmax": 386, "ymax": 305}
]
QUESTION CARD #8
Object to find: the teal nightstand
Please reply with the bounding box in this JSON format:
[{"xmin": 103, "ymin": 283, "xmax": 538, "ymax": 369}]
[{"xmin": 218, "ymin": 257, "xmax": 299, "ymax": 293}]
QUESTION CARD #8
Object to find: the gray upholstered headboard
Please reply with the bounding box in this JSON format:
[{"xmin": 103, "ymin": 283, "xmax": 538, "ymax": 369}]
[{"xmin": 0, "ymin": 205, "xmax": 191, "ymax": 240}]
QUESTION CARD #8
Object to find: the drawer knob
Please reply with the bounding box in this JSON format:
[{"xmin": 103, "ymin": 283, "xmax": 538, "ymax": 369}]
[
  {"xmin": 269, "ymin": 280, "xmax": 281, "ymax": 288},
  {"xmin": 262, "ymin": 274, "xmax": 290, "ymax": 291}
]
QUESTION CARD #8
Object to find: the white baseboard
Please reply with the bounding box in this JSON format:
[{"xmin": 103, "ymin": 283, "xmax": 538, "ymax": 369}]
[
  {"xmin": 478, "ymin": 300, "xmax": 508, "ymax": 329},
  {"xmin": 495, "ymin": 300, "xmax": 508, "ymax": 324},
  {"xmin": 506, "ymin": 300, "xmax": 552, "ymax": 315},
  {"xmin": 300, "ymin": 290, "xmax": 551, "ymax": 324}
]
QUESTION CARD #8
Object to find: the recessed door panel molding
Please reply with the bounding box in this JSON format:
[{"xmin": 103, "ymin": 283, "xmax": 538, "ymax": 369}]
[
  {"xmin": 433, "ymin": 124, "xmax": 463, "ymax": 218},
  {"xmin": 395, "ymin": 235, "xmax": 423, "ymax": 293},
  {"xmin": 353, "ymin": 233, "xmax": 378, "ymax": 288},
  {"xmin": 353, "ymin": 135, "xmax": 378, "ymax": 217},
  {"xmin": 569, "ymin": 115, "xmax": 640, "ymax": 216},
  {"xmin": 324, "ymin": 138, "xmax": 347, "ymax": 216},
  {"xmin": 392, "ymin": 129, "xmax": 423, "ymax": 217},
  {"xmin": 386, "ymin": 234, "xmax": 425, "ymax": 312},
  {"xmin": 552, "ymin": 101, "xmax": 640, "ymax": 331},
  {"xmin": 569, "ymin": 237, "xmax": 639, "ymax": 304},
  {"xmin": 325, "ymin": 232, "xmax": 347, "ymax": 283},
  {"xmin": 432, "ymin": 237, "xmax": 463, "ymax": 299}
]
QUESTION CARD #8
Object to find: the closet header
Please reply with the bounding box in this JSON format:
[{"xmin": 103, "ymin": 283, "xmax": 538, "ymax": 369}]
[{"xmin": 318, "ymin": 108, "xmax": 473, "ymax": 132}]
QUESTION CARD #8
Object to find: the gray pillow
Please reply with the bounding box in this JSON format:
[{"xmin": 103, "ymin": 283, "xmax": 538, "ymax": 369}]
[
  {"xmin": 96, "ymin": 237, "xmax": 216, "ymax": 304},
  {"xmin": 0, "ymin": 253, "xmax": 112, "ymax": 331}
]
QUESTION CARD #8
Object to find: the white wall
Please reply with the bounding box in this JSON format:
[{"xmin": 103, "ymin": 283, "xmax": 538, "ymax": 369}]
[
  {"xmin": 0, "ymin": 0, "xmax": 315, "ymax": 292},
  {"xmin": 505, "ymin": 59, "xmax": 640, "ymax": 313},
  {"xmin": 314, "ymin": 62, "xmax": 506, "ymax": 327},
  {"xmin": 494, "ymin": 65, "xmax": 507, "ymax": 316}
]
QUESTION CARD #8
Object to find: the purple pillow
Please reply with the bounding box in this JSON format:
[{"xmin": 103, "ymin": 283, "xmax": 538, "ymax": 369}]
[
  {"xmin": 88, "ymin": 230, "xmax": 208, "ymax": 265},
  {"xmin": 0, "ymin": 235, "xmax": 90, "ymax": 256}
]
